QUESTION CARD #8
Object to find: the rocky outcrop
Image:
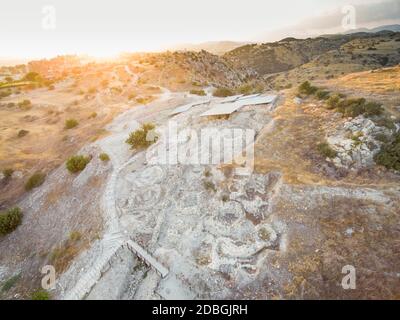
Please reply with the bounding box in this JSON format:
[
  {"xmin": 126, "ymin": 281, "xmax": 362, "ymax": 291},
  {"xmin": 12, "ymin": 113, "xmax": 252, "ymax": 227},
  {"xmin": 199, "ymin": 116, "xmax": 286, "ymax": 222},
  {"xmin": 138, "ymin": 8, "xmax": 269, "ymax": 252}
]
[{"xmin": 327, "ymin": 116, "xmax": 394, "ymax": 169}]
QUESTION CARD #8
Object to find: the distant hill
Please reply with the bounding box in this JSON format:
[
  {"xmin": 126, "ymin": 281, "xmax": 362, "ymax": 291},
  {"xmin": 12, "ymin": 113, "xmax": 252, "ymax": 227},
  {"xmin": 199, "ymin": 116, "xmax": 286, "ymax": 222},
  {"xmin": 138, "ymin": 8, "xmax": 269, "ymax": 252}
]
[
  {"xmin": 344, "ymin": 24, "xmax": 400, "ymax": 34},
  {"xmin": 223, "ymin": 31, "xmax": 400, "ymax": 79},
  {"xmin": 171, "ymin": 41, "xmax": 252, "ymax": 55},
  {"xmin": 0, "ymin": 57, "xmax": 30, "ymax": 67}
]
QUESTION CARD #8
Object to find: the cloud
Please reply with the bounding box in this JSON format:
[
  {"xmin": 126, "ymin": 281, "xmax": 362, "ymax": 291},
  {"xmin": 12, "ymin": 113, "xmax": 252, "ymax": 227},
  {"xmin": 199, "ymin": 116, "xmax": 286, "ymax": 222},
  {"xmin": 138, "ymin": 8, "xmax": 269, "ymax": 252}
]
[{"xmin": 258, "ymin": 0, "xmax": 400, "ymax": 41}]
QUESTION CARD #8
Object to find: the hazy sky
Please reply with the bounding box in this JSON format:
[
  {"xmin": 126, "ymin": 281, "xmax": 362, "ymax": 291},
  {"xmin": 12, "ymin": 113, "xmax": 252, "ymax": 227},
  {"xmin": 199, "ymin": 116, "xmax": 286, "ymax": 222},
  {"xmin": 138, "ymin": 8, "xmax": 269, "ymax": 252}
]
[{"xmin": 1, "ymin": 0, "xmax": 399, "ymax": 58}]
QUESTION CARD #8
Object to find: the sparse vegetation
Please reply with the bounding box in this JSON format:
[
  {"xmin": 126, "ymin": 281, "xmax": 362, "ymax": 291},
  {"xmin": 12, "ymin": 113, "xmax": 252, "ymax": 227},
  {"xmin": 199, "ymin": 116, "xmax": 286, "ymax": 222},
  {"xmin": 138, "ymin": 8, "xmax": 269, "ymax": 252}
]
[
  {"xmin": 213, "ymin": 87, "xmax": 234, "ymax": 98},
  {"xmin": 315, "ymin": 89, "xmax": 330, "ymax": 100},
  {"xmin": 317, "ymin": 142, "xmax": 337, "ymax": 159},
  {"xmin": 99, "ymin": 153, "xmax": 110, "ymax": 162},
  {"xmin": 66, "ymin": 155, "xmax": 91, "ymax": 173},
  {"xmin": 25, "ymin": 172, "xmax": 46, "ymax": 191},
  {"xmin": 203, "ymin": 180, "xmax": 217, "ymax": 193},
  {"xmin": 50, "ymin": 232, "xmax": 84, "ymax": 273},
  {"xmin": 0, "ymin": 207, "xmax": 23, "ymax": 236},
  {"xmin": 1, "ymin": 274, "xmax": 21, "ymax": 292},
  {"xmin": 126, "ymin": 123, "xmax": 158, "ymax": 150},
  {"xmin": 18, "ymin": 99, "xmax": 32, "ymax": 110},
  {"xmin": 17, "ymin": 129, "xmax": 29, "ymax": 138},
  {"xmin": 298, "ymin": 81, "xmax": 318, "ymax": 96},
  {"xmin": 190, "ymin": 89, "xmax": 206, "ymax": 96},
  {"xmin": 31, "ymin": 289, "xmax": 50, "ymax": 300},
  {"xmin": 65, "ymin": 119, "xmax": 79, "ymax": 129},
  {"xmin": 2, "ymin": 168, "xmax": 14, "ymax": 180},
  {"xmin": 374, "ymin": 133, "xmax": 400, "ymax": 171},
  {"xmin": 88, "ymin": 112, "xmax": 97, "ymax": 119}
]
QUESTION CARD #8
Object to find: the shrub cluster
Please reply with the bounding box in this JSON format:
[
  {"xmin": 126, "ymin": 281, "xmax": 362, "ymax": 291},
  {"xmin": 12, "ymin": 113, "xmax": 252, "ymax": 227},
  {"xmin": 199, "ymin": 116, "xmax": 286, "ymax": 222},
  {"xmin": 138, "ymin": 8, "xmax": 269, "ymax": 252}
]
[
  {"xmin": 25, "ymin": 172, "xmax": 46, "ymax": 191},
  {"xmin": 66, "ymin": 155, "xmax": 91, "ymax": 173},
  {"xmin": 317, "ymin": 142, "xmax": 337, "ymax": 159},
  {"xmin": 65, "ymin": 119, "xmax": 79, "ymax": 129},
  {"xmin": 190, "ymin": 89, "xmax": 206, "ymax": 96},
  {"xmin": 374, "ymin": 133, "xmax": 400, "ymax": 171},
  {"xmin": 126, "ymin": 123, "xmax": 158, "ymax": 150},
  {"xmin": 298, "ymin": 81, "xmax": 318, "ymax": 96},
  {"xmin": 99, "ymin": 153, "xmax": 110, "ymax": 162},
  {"xmin": 213, "ymin": 87, "xmax": 234, "ymax": 98},
  {"xmin": 0, "ymin": 207, "xmax": 23, "ymax": 236}
]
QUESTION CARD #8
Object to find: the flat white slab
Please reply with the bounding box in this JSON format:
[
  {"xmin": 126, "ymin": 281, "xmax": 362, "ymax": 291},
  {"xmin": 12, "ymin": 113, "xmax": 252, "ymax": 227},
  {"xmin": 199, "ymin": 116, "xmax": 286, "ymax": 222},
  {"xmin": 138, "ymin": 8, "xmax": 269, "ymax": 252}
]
[
  {"xmin": 170, "ymin": 99, "xmax": 210, "ymax": 115},
  {"xmin": 200, "ymin": 101, "xmax": 245, "ymax": 117},
  {"xmin": 240, "ymin": 95, "xmax": 277, "ymax": 106},
  {"xmin": 237, "ymin": 93, "xmax": 261, "ymax": 100},
  {"xmin": 220, "ymin": 94, "xmax": 243, "ymax": 104}
]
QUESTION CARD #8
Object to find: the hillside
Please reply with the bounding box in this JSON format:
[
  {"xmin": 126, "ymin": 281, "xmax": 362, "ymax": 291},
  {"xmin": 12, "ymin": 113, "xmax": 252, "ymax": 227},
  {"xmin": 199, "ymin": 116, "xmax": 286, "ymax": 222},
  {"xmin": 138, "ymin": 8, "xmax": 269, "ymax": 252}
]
[{"xmin": 223, "ymin": 32, "xmax": 400, "ymax": 79}]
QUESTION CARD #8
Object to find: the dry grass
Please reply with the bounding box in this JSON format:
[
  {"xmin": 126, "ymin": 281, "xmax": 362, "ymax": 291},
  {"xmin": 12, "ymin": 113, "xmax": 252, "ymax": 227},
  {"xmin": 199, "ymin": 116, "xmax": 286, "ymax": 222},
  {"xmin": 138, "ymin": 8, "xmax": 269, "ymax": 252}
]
[
  {"xmin": 49, "ymin": 231, "xmax": 86, "ymax": 273},
  {"xmin": 328, "ymin": 65, "xmax": 400, "ymax": 94}
]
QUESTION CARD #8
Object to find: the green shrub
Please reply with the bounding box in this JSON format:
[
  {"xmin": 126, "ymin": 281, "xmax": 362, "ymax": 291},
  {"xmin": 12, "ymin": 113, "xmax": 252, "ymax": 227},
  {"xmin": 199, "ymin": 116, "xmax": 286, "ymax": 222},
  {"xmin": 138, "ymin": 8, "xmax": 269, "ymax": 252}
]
[
  {"xmin": 66, "ymin": 155, "xmax": 91, "ymax": 173},
  {"xmin": 18, "ymin": 129, "xmax": 29, "ymax": 138},
  {"xmin": 298, "ymin": 81, "xmax": 318, "ymax": 96},
  {"xmin": 1, "ymin": 274, "xmax": 21, "ymax": 292},
  {"xmin": 2, "ymin": 168, "xmax": 14, "ymax": 180},
  {"xmin": 336, "ymin": 98, "xmax": 366, "ymax": 117},
  {"xmin": 0, "ymin": 207, "xmax": 23, "ymax": 236},
  {"xmin": 31, "ymin": 289, "xmax": 50, "ymax": 300},
  {"xmin": 65, "ymin": 119, "xmax": 78, "ymax": 129},
  {"xmin": 126, "ymin": 123, "xmax": 158, "ymax": 150},
  {"xmin": 237, "ymin": 84, "xmax": 253, "ymax": 95},
  {"xmin": 315, "ymin": 90, "xmax": 330, "ymax": 100},
  {"xmin": 326, "ymin": 95, "xmax": 341, "ymax": 109},
  {"xmin": 203, "ymin": 180, "xmax": 217, "ymax": 193},
  {"xmin": 374, "ymin": 133, "xmax": 390, "ymax": 143},
  {"xmin": 374, "ymin": 133, "xmax": 400, "ymax": 171},
  {"xmin": 374, "ymin": 117, "xmax": 395, "ymax": 130},
  {"xmin": 99, "ymin": 153, "xmax": 110, "ymax": 162},
  {"xmin": 190, "ymin": 89, "xmax": 206, "ymax": 96},
  {"xmin": 317, "ymin": 142, "xmax": 337, "ymax": 159},
  {"xmin": 25, "ymin": 172, "xmax": 45, "ymax": 191},
  {"xmin": 364, "ymin": 102, "xmax": 384, "ymax": 117},
  {"xmin": 213, "ymin": 87, "xmax": 234, "ymax": 98}
]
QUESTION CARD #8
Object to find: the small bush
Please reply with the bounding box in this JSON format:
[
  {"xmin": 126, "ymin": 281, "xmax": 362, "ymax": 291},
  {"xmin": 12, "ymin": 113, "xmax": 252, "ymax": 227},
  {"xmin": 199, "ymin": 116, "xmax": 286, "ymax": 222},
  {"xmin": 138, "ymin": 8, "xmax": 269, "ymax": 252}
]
[
  {"xmin": 126, "ymin": 123, "xmax": 158, "ymax": 150},
  {"xmin": 65, "ymin": 119, "xmax": 78, "ymax": 129},
  {"xmin": 69, "ymin": 231, "xmax": 82, "ymax": 242},
  {"xmin": 298, "ymin": 81, "xmax": 318, "ymax": 96},
  {"xmin": 31, "ymin": 289, "xmax": 50, "ymax": 300},
  {"xmin": 213, "ymin": 88, "xmax": 234, "ymax": 98},
  {"xmin": 0, "ymin": 207, "xmax": 23, "ymax": 236},
  {"xmin": 190, "ymin": 89, "xmax": 206, "ymax": 96},
  {"xmin": 25, "ymin": 172, "xmax": 45, "ymax": 191},
  {"xmin": 88, "ymin": 112, "xmax": 97, "ymax": 119},
  {"xmin": 66, "ymin": 155, "xmax": 91, "ymax": 173},
  {"xmin": 326, "ymin": 94, "xmax": 341, "ymax": 109},
  {"xmin": 2, "ymin": 168, "xmax": 14, "ymax": 180},
  {"xmin": 373, "ymin": 117, "xmax": 395, "ymax": 130},
  {"xmin": 237, "ymin": 84, "xmax": 253, "ymax": 95},
  {"xmin": 374, "ymin": 133, "xmax": 390, "ymax": 143},
  {"xmin": 336, "ymin": 98, "xmax": 366, "ymax": 117},
  {"xmin": 50, "ymin": 233, "xmax": 83, "ymax": 273},
  {"xmin": 221, "ymin": 194, "xmax": 229, "ymax": 202},
  {"xmin": 364, "ymin": 102, "xmax": 384, "ymax": 117},
  {"xmin": 317, "ymin": 142, "xmax": 337, "ymax": 159},
  {"xmin": 315, "ymin": 90, "xmax": 330, "ymax": 100},
  {"xmin": 203, "ymin": 180, "xmax": 216, "ymax": 193},
  {"xmin": 374, "ymin": 133, "xmax": 400, "ymax": 171},
  {"xmin": 18, "ymin": 99, "xmax": 32, "ymax": 110},
  {"xmin": 99, "ymin": 153, "xmax": 110, "ymax": 162},
  {"xmin": 1, "ymin": 274, "xmax": 21, "ymax": 292},
  {"xmin": 18, "ymin": 129, "xmax": 29, "ymax": 138}
]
